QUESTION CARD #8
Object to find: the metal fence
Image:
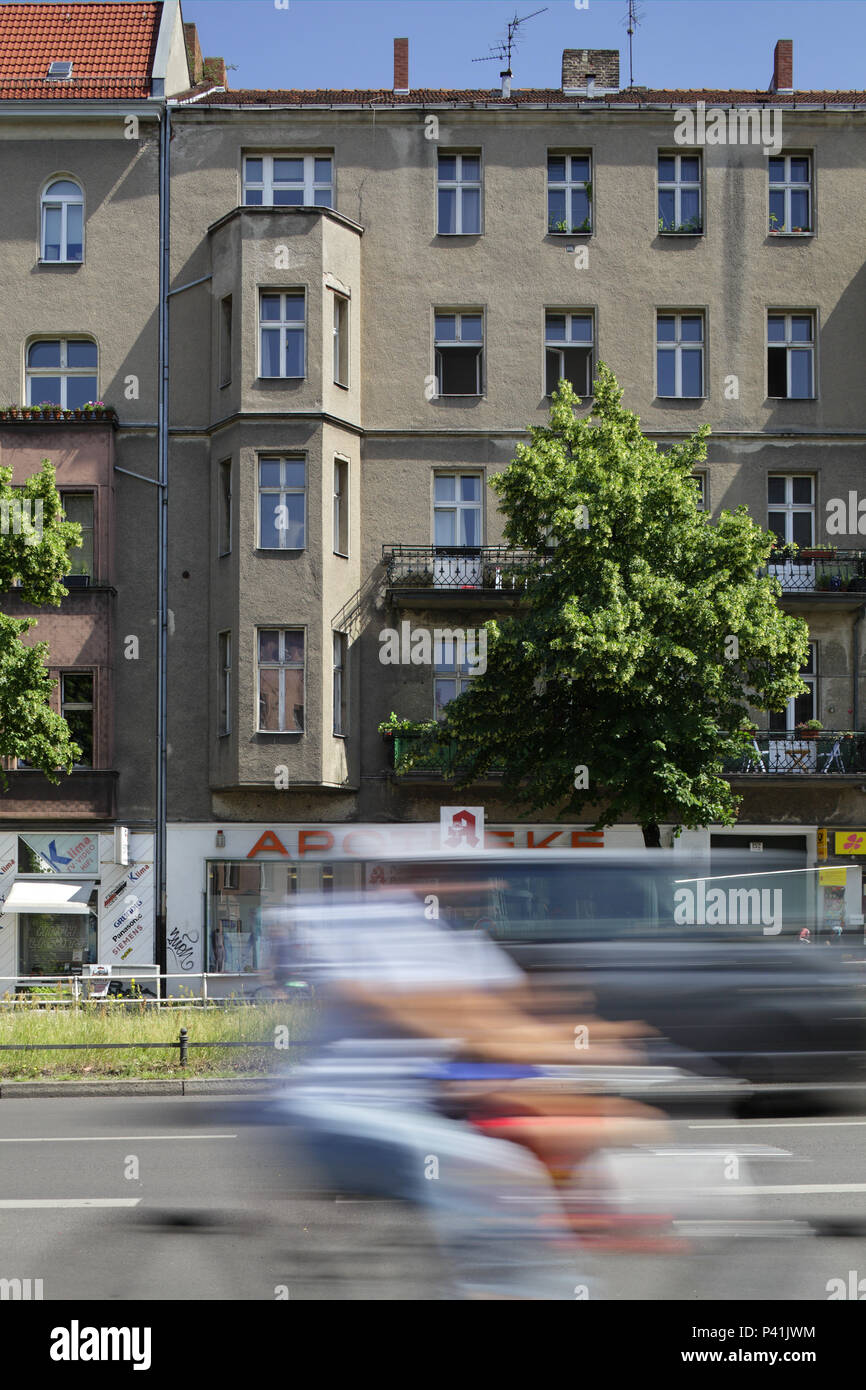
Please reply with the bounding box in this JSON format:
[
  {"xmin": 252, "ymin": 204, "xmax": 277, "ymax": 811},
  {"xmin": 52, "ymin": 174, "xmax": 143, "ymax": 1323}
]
[
  {"xmin": 0, "ymin": 1028, "xmax": 292, "ymax": 1064},
  {"xmin": 0, "ymin": 972, "xmax": 282, "ymax": 1007}
]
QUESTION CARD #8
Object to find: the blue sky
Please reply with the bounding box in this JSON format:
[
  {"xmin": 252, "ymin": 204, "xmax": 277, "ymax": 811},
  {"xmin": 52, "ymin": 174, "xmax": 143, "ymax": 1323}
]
[{"xmin": 180, "ymin": 0, "xmax": 866, "ymax": 93}]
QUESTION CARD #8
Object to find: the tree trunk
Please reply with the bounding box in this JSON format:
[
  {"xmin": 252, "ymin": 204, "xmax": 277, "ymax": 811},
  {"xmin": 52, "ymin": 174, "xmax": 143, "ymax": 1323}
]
[{"xmin": 641, "ymin": 822, "xmax": 662, "ymax": 848}]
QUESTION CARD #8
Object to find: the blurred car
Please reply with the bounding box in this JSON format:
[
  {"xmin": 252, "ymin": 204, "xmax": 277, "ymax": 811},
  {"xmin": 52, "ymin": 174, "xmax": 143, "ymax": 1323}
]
[{"xmin": 380, "ymin": 849, "xmax": 866, "ymax": 1111}]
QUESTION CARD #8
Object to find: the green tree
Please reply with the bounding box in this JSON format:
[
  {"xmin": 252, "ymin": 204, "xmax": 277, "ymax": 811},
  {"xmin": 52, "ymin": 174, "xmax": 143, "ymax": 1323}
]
[
  {"xmin": 0, "ymin": 460, "xmax": 83, "ymax": 786},
  {"xmin": 436, "ymin": 366, "xmax": 809, "ymax": 845}
]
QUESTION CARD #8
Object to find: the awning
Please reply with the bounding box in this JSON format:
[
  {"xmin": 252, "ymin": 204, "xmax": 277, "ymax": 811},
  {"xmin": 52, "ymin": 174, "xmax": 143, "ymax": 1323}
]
[{"xmin": 3, "ymin": 881, "xmax": 95, "ymax": 915}]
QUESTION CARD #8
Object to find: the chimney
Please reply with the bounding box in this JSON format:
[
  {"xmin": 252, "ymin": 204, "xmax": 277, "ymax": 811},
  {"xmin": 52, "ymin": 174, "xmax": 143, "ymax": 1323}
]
[
  {"xmin": 562, "ymin": 48, "xmax": 619, "ymax": 93},
  {"xmin": 184, "ymin": 22, "xmax": 204, "ymax": 85},
  {"xmin": 394, "ymin": 37, "xmax": 409, "ymax": 93},
  {"xmin": 203, "ymin": 57, "xmax": 228, "ymax": 89},
  {"xmin": 769, "ymin": 39, "xmax": 793, "ymax": 93}
]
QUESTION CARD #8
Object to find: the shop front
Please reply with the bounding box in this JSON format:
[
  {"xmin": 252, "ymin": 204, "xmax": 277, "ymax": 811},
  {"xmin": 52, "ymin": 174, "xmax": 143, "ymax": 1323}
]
[
  {"xmin": 166, "ymin": 820, "xmax": 654, "ymax": 995},
  {"xmin": 0, "ymin": 829, "xmax": 155, "ymax": 996}
]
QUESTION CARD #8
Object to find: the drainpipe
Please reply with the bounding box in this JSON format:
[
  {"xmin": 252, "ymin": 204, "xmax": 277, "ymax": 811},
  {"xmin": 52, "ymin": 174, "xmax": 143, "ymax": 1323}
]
[
  {"xmin": 155, "ymin": 104, "xmax": 170, "ymax": 983},
  {"xmin": 854, "ymin": 601, "xmax": 866, "ymax": 731}
]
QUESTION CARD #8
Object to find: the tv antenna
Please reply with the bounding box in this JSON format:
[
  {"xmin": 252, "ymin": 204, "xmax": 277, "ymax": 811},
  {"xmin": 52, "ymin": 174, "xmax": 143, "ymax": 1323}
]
[
  {"xmin": 622, "ymin": 0, "xmax": 643, "ymax": 88},
  {"xmin": 472, "ymin": 8, "xmax": 549, "ymax": 96}
]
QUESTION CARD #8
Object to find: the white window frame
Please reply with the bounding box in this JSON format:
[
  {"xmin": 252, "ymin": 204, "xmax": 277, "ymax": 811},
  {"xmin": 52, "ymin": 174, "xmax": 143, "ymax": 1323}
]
[
  {"xmin": 218, "ymin": 632, "xmax": 231, "ymax": 737},
  {"xmin": 767, "ymin": 313, "xmax": 815, "ymax": 399},
  {"xmin": 256, "ymin": 628, "xmax": 305, "ymax": 734},
  {"xmin": 770, "ymin": 643, "xmax": 817, "ymax": 733},
  {"xmin": 547, "ymin": 151, "xmax": 592, "ymax": 234},
  {"xmin": 26, "ymin": 338, "xmax": 97, "ymax": 408},
  {"xmin": 656, "ymin": 313, "xmax": 705, "ymax": 399},
  {"xmin": 437, "ymin": 152, "xmax": 482, "ymax": 235},
  {"xmin": 434, "ymin": 311, "xmax": 484, "ymax": 397},
  {"xmin": 243, "ymin": 153, "xmax": 333, "ymax": 207},
  {"xmin": 333, "ymin": 632, "xmax": 348, "ymax": 736},
  {"xmin": 657, "ymin": 152, "xmax": 702, "ymax": 232},
  {"xmin": 259, "ymin": 290, "xmax": 306, "ymax": 379},
  {"xmin": 769, "ymin": 154, "xmax": 812, "ymax": 233},
  {"xmin": 333, "ymin": 456, "xmax": 349, "ymax": 556},
  {"xmin": 544, "ymin": 311, "xmax": 594, "ymax": 397},
  {"xmin": 40, "ymin": 178, "xmax": 84, "ymax": 263},
  {"xmin": 434, "ymin": 640, "xmax": 476, "ymax": 719},
  {"xmin": 258, "ymin": 456, "xmax": 306, "ymax": 550},
  {"xmin": 767, "ymin": 474, "xmax": 814, "ymax": 547},
  {"xmin": 333, "ymin": 293, "xmax": 349, "ymax": 387},
  {"xmin": 433, "ymin": 471, "xmax": 483, "ymax": 548}
]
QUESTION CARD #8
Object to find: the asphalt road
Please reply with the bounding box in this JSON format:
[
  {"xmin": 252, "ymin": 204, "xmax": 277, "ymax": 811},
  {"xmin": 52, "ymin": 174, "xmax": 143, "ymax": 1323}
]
[{"xmin": 0, "ymin": 1095, "xmax": 864, "ymax": 1300}]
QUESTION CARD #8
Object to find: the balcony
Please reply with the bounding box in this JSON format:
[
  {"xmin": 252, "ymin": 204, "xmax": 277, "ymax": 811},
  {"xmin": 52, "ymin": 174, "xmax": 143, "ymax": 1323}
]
[
  {"xmin": 761, "ymin": 549, "xmax": 866, "ymax": 605},
  {"xmin": 0, "ymin": 769, "xmax": 118, "ymax": 819},
  {"xmin": 389, "ymin": 731, "xmax": 503, "ymax": 780},
  {"xmin": 724, "ymin": 731, "xmax": 866, "ymax": 777},
  {"xmin": 382, "ymin": 546, "xmax": 549, "ymax": 608}
]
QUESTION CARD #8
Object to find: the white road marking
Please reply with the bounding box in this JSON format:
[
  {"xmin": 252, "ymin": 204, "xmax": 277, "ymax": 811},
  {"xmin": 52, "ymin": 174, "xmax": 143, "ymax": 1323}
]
[
  {"xmin": 0, "ymin": 1134, "xmax": 237, "ymax": 1143},
  {"xmin": 689, "ymin": 1119, "xmax": 866, "ymax": 1129},
  {"xmin": 0, "ymin": 1198, "xmax": 141, "ymax": 1208},
  {"xmin": 706, "ymin": 1183, "xmax": 866, "ymax": 1196}
]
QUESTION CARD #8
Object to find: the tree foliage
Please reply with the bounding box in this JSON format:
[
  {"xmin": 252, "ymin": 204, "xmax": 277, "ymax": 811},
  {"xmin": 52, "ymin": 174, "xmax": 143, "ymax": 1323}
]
[
  {"xmin": 438, "ymin": 367, "xmax": 810, "ymax": 837},
  {"xmin": 0, "ymin": 460, "xmax": 83, "ymax": 785}
]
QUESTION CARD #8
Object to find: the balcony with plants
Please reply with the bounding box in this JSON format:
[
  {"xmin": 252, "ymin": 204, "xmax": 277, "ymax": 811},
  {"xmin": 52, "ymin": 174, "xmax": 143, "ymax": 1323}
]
[{"xmin": 761, "ymin": 542, "xmax": 866, "ymax": 596}]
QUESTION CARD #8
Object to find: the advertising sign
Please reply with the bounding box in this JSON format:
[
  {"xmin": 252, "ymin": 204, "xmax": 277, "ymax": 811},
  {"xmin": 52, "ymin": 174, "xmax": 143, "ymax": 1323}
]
[{"xmin": 19, "ymin": 834, "xmax": 99, "ymax": 876}]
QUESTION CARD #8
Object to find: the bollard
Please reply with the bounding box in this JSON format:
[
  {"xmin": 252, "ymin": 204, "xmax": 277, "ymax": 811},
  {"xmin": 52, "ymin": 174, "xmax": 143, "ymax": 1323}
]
[{"xmin": 179, "ymin": 1027, "xmax": 188, "ymax": 1067}]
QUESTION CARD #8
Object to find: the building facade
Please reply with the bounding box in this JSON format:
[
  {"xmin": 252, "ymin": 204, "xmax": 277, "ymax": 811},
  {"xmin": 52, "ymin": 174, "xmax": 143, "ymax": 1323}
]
[{"xmin": 3, "ymin": 10, "xmax": 866, "ymax": 990}]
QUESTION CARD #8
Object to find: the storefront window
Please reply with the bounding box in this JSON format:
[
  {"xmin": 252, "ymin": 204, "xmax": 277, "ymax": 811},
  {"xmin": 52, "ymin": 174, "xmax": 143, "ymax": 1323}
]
[
  {"xmin": 18, "ymin": 910, "xmax": 97, "ymax": 975},
  {"xmin": 206, "ymin": 860, "xmax": 355, "ymax": 973}
]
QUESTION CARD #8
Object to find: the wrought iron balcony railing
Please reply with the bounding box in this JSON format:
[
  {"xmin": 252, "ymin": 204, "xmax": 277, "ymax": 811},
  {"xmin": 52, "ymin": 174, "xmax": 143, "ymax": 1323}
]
[
  {"xmin": 760, "ymin": 550, "xmax": 866, "ymax": 594},
  {"xmin": 391, "ymin": 730, "xmax": 866, "ymax": 778},
  {"xmin": 724, "ymin": 731, "xmax": 866, "ymax": 775},
  {"xmin": 382, "ymin": 545, "xmax": 549, "ymax": 593}
]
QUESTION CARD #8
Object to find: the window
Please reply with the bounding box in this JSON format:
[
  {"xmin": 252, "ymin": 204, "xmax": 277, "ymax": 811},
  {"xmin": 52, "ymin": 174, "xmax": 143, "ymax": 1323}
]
[
  {"xmin": 434, "ymin": 638, "xmax": 477, "ymax": 719},
  {"xmin": 333, "ymin": 293, "xmax": 349, "ymax": 386},
  {"xmin": 334, "ymin": 457, "xmax": 348, "ymax": 555},
  {"xmin": 26, "ymin": 339, "xmax": 96, "ymax": 408},
  {"xmin": 658, "ymin": 154, "xmax": 702, "ymax": 232},
  {"xmin": 259, "ymin": 456, "xmax": 305, "ymax": 549},
  {"xmin": 692, "ymin": 474, "xmax": 707, "ymax": 511},
  {"xmin": 61, "ymin": 671, "xmax": 93, "ymax": 766},
  {"xmin": 770, "ymin": 643, "xmax": 816, "ymax": 733},
  {"xmin": 434, "ymin": 311, "xmax": 483, "ymax": 396},
  {"xmin": 243, "ymin": 154, "xmax": 333, "ymax": 207},
  {"xmin": 545, "ymin": 312, "xmax": 593, "ymax": 397},
  {"xmin": 218, "ymin": 460, "xmax": 232, "ymax": 555},
  {"xmin": 257, "ymin": 629, "xmax": 304, "ymax": 733},
  {"xmin": 769, "ymin": 155, "xmax": 812, "ymax": 233},
  {"xmin": 259, "ymin": 291, "xmax": 305, "ymax": 378},
  {"xmin": 547, "ymin": 153, "xmax": 591, "ymax": 233},
  {"xmin": 333, "ymin": 632, "xmax": 347, "ymax": 735},
  {"xmin": 656, "ymin": 313, "xmax": 704, "ymax": 398},
  {"xmin": 767, "ymin": 475, "xmax": 814, "ymax": 548},
  {"xmin": 437, "ymin": 153, "xmax": 481, "ymax": 234},
  {"xmin": 41, "ymin": 179, "xmax": 83, "ymax": 262},
  {"xmin": 60, "ymin": 493, "xmax": 93, "ymax": 577},
  {"xmin": 434, "ymin": 473, "xmax": 482, "ymax": 547},
  {"xmin": 767, "ymin": 313, "xmax": 814, "ymax": 398},
  {"xmin": 219, "ymin": 296, "xmax": 232, "ymax": 386},
  {"xmin": 218, "ymin": 632, "xmax": 231, "ymax": 736}
]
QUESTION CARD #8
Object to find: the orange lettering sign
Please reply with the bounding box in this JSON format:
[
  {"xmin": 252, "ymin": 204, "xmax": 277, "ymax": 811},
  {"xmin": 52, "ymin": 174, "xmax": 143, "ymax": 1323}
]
[{"xmin": 247, "ymin": 830, "xmax": 289, "ymax": 858}]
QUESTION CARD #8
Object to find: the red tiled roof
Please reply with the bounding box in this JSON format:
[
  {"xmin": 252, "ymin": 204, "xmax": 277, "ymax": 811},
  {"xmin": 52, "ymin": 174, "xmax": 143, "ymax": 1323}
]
[
  {"xmin": 182, "ymin": 86, "xmax": 866, "ymax": 108},
  {"xmin": 0, "ymin": 2, "xmax": 161, "ymax": 100}
]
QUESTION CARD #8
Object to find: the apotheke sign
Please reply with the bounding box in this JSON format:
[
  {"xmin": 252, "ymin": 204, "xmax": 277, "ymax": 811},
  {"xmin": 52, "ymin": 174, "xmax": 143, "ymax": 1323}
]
[{"xmin": 244, "ymin": 824, "xmax": 608, "ymax": 859}]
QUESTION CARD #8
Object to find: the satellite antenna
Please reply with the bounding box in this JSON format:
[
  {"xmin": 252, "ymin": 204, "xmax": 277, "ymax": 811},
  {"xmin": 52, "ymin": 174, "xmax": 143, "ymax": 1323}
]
[
  {"xmin": 622, "ymin": 0, "xmax": 643, "ymax": 89},
  {"xmin": 472, "ymin": 8, "xmax": 549, "ymax": 97}
]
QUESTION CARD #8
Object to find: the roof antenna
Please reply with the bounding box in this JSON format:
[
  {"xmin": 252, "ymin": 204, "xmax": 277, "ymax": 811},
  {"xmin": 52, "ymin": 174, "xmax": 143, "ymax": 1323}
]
[
  {"xmin": 623, "ymin": 0, "xmax": 643, "ymax": 89},
  {"xmin": 472, "ymin": 8, "xmax": 549, "ymax": 98}
]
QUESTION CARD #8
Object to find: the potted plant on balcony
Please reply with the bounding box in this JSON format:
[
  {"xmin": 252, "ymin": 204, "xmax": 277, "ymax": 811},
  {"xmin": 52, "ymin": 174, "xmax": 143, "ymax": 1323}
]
[
  {"xmin": 795, "ymin": 719, "xmax": 823, "ymax": 740},
  {"xmin": 799, "ymin": 546, "xmax": 835, "ymax": 560},
  {"xmin": 769, "ymin": 540, "xmax": 799, "ymax": 563}
]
